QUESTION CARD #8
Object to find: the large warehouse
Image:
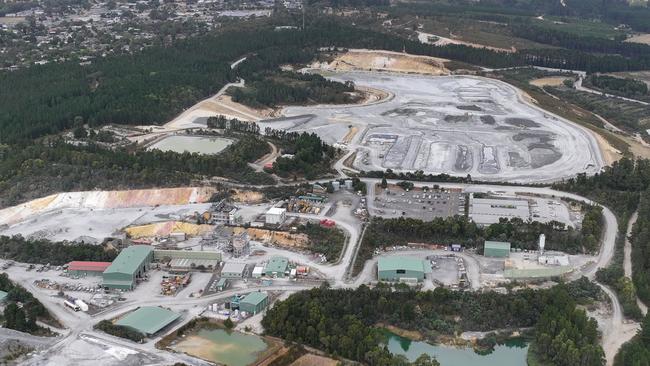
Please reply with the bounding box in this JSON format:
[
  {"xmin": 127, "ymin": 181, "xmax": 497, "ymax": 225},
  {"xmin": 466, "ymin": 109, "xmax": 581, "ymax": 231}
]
[
  {"xmin": 115, "ymin": 306, "xmax": 180, "ymax": 336},
  {"xmin": 377, "ymin": 256, "xmax": 431, "ymax": 283},
  {"xmin": 102, "ymin": 245, "xmax": 154, "ymax": 290},
  {"xmin": 468, "ymin": 196, "xmax": 530, "ymax": 226}
]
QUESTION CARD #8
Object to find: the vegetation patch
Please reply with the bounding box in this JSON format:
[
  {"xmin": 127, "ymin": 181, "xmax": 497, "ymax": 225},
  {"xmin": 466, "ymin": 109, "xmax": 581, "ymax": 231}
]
[
  {"xmin": 0, "ymin": 273, "xmax": 58, "ymax": 335},
  {"xmin": 94, "ymin": 320, "xmax": 145, "ymax": 343},
  {"xmin": 0, "ymin": 236, "xmax": 117, "ymax": 265},
  {"xmin": 262, "ymin": 282, "xmax": 604, "ymax": 365}
]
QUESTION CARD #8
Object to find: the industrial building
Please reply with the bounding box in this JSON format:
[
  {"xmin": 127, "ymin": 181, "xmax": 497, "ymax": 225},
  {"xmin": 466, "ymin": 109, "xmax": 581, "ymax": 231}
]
[
  {"xmin": 232, "ymin": 232, "xmax": 250, "ymax": 257},
  {"xmin": 265, "ymin": 207, "xmax": 286, "ymax": 225},
  {"xmin": 252, "ymin": 266, "xmax": 264, "ymax": 278},
  {"xmin": 211, "ymin": 199, "xmax": 238, "ymax": 225},
  {"xmin": 221, "ymin": 262, "xmax": 248, "ymax": 279},
  {"xmin": 169, "ymin": 258, "xmax": 219, "ymax": 272},
  {"xmin": 484, "ymin": 241, "xmax": 511, "ymax": 258},
  {"xmin": 377, "ymin": 256, "xmax": 431, "ymax": 283},
  {"xmin": 102, "ymin": 245, "xmax": 154, "ymax": 290},
  {"xmin": 468, "ymin": 196, "xmax": 530, "ymax": 225},
  {"xmin": 216, "ymin": 278, "xmax": 229, "ymax": 291},
  {"xmin": 115, "ymin": 306, "xmax": 180, "ymax": 336},
  {"xmin": 153, "ymin": 249, "xmax": 222, "ymax": 262},
  {"xmin": 67, "ymin": 261, "xmax": 112, "ymax": 276},
  {"xmin": 264, "ymin": 256, "xmax": 289, "ymax": 277},
  {"xmin": 239, "ymin": 292, "xmax": 269, "ymax": 315}
]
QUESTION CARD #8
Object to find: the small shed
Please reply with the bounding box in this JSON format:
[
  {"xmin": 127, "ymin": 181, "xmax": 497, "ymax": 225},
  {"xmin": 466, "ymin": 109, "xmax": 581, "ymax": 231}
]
[
  {"xmin": 0, "ymin": 290, "xmax": 8, "ymax": 303},
  {"xmin": 252, "ymin": 266, "xmax": 264, "ymax": 278},
  {"xmin": 216, "ymin": 278, "xmax": 228, "ymax": 291}
]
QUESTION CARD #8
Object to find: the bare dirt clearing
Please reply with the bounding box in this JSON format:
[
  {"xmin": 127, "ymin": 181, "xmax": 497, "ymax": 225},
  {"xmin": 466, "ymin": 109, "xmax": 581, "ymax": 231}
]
[
  {"xmin": 312, "ymin": 49, "xmax": 449, "ymax": 75},
  {"xmin": 530, "ymin": 77, "xmax": 571, "ymax": 87},
  {"xmin": 625, "ymin": 33, "xmax": 650, "ymax": 45}
]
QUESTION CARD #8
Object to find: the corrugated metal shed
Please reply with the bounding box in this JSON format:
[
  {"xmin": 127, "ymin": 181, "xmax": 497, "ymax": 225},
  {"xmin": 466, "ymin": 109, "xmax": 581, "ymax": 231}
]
[
  {"xmin": 115, "ymin": 306, "xmax": 180, "ymax": 335},
  {"xmin": 484, "ymin": 241, "xmax": 511, "ymax": 257},
  {"xmin": 68, "ymin": 261, "xmax": 112, "ymax": 272},
  {"xmin": 264, "ymin": 256, "xmax": 288, "ymax": 277},
  {"xmin": 239, "ymin": 292, "xmax": 268, "ymax": 314},
  {"xmin": 103, "ymin": 245, "xmax": 154, "ymax": 290},
  {"xmin": 104, "ymin": 245, "xmax": 153, "ymax": 276},
  {"xmin": 221, "ymin": 262, "xmax": 247, "ymax": 278},
  {"xmin": 377, "ymin": 256, "xmax": 430, "ymax": 282}
]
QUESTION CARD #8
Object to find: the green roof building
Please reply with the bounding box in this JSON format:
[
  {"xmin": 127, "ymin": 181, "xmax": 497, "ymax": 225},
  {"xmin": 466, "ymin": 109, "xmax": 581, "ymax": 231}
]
[
  {"xmin": 239, "ymin": 292, "xmax": 269, "ymax": 315},
  {"xmin": 103, "ymin": 245, "xmax": 154, "ymax": 290},
  {"xmin": 115, "ymin": 306, "xmax": 180, "ymax": 336},
  {"xmin": 484, "ymin": 241, "xmax": 511, "ymax": 258},
  {"xmin": 0, "ymin": 290, "xmax": 8, "ymax": 303},
  {"xmin": 264, "ymin": 256, "xmax": 289, "ymax": 278},
  {"xmin": 377, "ymin": 256, "xmax": 431, "ymax": 283}
]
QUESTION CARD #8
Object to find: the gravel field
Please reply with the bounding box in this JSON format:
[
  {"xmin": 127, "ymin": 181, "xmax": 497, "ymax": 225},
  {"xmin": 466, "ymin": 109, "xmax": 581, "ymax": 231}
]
[{"xmin": 258, "ymin": 71, "xmax": 604, "ymax": 183}]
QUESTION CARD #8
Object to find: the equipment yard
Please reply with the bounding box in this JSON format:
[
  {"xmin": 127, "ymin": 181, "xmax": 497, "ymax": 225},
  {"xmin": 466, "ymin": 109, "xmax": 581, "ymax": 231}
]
[{"xmin": 257, "ymin": 71, "xmax": 604, "ymax": 183}]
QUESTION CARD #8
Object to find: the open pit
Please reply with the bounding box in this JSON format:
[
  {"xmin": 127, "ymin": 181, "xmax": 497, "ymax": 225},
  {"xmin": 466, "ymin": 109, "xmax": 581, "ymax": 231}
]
[{"xmin": 257, "ymin": 71, "xmax": 604, "ymax": 183}]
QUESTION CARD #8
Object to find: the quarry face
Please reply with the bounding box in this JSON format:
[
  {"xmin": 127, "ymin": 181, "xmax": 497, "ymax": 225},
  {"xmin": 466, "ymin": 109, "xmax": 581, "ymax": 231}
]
[{"xmin": 260, "ymin": 72, "xmax": 604, "ymax": 183}]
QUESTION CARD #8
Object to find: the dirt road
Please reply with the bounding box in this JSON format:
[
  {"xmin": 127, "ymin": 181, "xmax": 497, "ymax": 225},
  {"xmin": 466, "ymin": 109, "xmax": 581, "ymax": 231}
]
[{"xmin": 623, "ymin": 211, "xmax": 648, "ymax": 316}]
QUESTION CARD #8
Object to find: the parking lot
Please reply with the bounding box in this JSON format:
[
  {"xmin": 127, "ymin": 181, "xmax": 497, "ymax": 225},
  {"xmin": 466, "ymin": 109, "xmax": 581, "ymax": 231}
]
[{"xmin": 371, "ymin": 185, "xmax": 465, "ymax": 220}]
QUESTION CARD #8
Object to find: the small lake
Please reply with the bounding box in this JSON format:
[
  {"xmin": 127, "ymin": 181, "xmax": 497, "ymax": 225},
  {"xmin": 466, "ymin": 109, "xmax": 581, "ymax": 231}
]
[
  {"xmin": 174, "ymin": 328, "xmax": 269, "ymax": 366},
  {"xmin": 384, "ymin": 331, "xmax": 528, "ymax": 366},
  {"xmin": 148, "ymin": 135, "xmax": 233, "ymax": 155}
]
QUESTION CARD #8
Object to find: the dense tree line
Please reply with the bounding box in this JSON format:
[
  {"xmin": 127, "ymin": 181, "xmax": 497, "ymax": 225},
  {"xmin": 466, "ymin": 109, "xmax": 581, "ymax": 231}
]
[
  {"xmin": 296, "ymin": 223, "xmax": 345, "ymax": 262},
  {"xmin": 0, "ymin": 137, "xmax": 272, "ymax": 208},
  {"xmin": 630, "ymin": 189, "xmax": 650, "ymax": 304},
  {"xmin": 94, "ymin": 320, "xmax": 144, "ymax": 342},
  {"xmin": 586, "ymin": 74, "xmax": 649, "ymax": 99},
  {"xmin": 555, "ymin": 158, "xmax": 650, "ymax": 320},
  {"xmin": 554, "ymin": 158, "xmax": 650, "ymax": 218},
  {"xmin": 230, "ymin": 71, "xmax": 358, "ymax": 108},
  {"xmin": 272, "ymin": 132, "xmax": 337, "ymax": 180},
  {"xmin": 0, "ymin": 273, "xmax": 53, "ymax": 335},
  {"xmin": 533, "ymin": 287, "xmax": 604, "ymax": 366},
  {"xmin": 262, "ymin": 282, "xmax": 602, "ymax": 365},
  {"xmin": 0, "ymin": 235, "xmax": 117, "ymax": 265}
]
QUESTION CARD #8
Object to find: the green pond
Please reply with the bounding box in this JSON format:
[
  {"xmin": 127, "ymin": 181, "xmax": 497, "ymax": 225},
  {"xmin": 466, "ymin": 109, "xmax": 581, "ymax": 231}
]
[
  {"xmin": 148, "ymin": 135, "xmax": 233, "ymax": 155},
  {"xmin": 176, "ymin": 328, "xmax": 268, "ymax": 366},
  {"xmin": 384, "ymin": 331, "xmax": 528, "ymax": 366}
]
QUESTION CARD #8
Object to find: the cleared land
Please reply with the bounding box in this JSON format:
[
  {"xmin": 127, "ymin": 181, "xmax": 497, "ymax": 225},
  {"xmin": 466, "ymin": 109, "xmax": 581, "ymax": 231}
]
[
  {"xmin": 312, "ymin": 49, "xmax": 449, "ymax": 75},
  {"xmin": 259, "ymin": 71, "xmax": 603, "ymax": 183},
  {"xmin": 530, "ymin": 77, "xmax": 571, "ymax": 87},
  {"xmin": 625, "ymin": 33, "xmax": 650, "ymax": 45}
]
